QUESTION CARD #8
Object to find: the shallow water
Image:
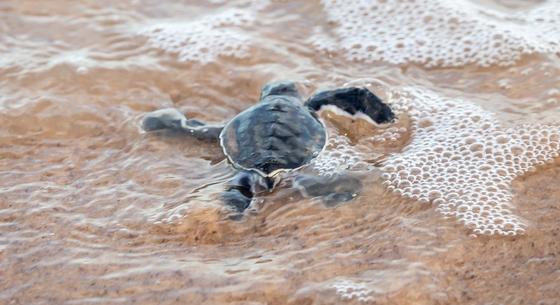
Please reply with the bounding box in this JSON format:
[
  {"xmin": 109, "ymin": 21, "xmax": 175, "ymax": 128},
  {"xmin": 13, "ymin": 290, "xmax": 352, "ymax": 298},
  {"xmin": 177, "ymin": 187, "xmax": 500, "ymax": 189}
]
[{"xmin": 1, "ymin": 0, "xmax": 560, "ymax": 304}]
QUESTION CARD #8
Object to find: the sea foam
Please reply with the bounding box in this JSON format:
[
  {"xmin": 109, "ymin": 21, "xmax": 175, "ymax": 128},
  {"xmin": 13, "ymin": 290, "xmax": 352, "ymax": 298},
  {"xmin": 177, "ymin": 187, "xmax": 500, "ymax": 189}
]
[
  {"xmin": 313, "ymin": 0, "xmax": 560, "ymax": 67},
  {"xmin": 140, "ymin": 9, "xmax": 255, "ymax": 63},
  {"xmin": 382, "ymin": 87, "xmax": 560, "ymax": 235},
  {"xmin": 310, "ymin": 86, "xmax": 560, "ymax": 236}
]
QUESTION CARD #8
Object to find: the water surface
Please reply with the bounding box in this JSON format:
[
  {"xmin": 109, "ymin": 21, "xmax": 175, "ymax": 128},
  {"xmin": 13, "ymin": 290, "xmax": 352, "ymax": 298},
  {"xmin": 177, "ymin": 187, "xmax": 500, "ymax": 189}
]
[{"xmin": 1, "ymin": 1, "xmax": 560, "ymax": 304}]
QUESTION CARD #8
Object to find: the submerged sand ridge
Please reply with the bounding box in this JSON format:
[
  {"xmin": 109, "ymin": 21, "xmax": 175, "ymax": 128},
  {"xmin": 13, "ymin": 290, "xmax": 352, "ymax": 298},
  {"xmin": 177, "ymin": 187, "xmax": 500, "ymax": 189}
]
[{"xmin": 1, "ymin": 0, "xmax": 560, "ymax": 304}]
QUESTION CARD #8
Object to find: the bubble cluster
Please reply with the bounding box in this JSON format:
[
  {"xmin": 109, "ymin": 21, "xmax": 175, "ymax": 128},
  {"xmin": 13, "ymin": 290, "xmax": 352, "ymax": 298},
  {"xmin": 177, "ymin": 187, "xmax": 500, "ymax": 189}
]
[
  {"xmin": 315, "ymin": 0, "xmax": 560, "ymax": 67},
  {"xmin": 310, "ymin": 133, "xmax": 373, "ymax": 176},
  {"xmin": 310, "ymin": 106, "xmax": 409, "ymax": 176},
  {"xmin": 367, "ymin": 126, "xmax": 408, "ymax": 144},
  {"xmin": 382, "ymin": 88, "xmax": 560, "ymax": 235},
  {"xmin": 140, "ymin": 9, "xmax": 255, "ymax": 63},
  {"xmin": 332, "ymin": 280, "xmax": 373, "ymax": 302}
]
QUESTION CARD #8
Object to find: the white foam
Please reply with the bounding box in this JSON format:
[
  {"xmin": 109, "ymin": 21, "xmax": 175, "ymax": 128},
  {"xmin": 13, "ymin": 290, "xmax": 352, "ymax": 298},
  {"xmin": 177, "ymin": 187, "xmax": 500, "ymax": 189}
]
[
  {"xmin": 139, "ymin": 8, "xmax": 255, "ymax": 63},
  {"xmin": 310, "ymin": 134, "xmax": 368, "ymax": 176},
  {"xmin": 310, "ymin": 102, "xmax": 408, "ymax": 176},
  {"xmin": 314, "ymin": 0, "xmax": 560, "ymax": 67},
  {"xmin": 310, "ymin": 128, "xmax": 396, "ymax": 177},
  {"xmin": 332, "ymin": 279, "xmax": 373, "ymax": 302},
  {"xmin": 382, "ymin": 87, "xmax": 560, "ymax": 236},
  {"xmin": 330, "ymin": 262, "xmax": 433, "ymax": 302}
]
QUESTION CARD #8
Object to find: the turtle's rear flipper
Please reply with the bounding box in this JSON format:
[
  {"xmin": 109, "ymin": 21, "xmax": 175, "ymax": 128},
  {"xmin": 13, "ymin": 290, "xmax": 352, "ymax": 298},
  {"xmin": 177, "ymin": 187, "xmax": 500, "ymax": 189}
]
[
  {"xmin": 222, "ymin": 171, "xmax": 272, "ymax": 218},
  {"xmin": 294, "ymin": 174, "xmax": 362, "ymax": 207},
  {"xmin": 305, "ymin": 87, "xmax": 394, "ymax": 124},
  {"xmin": 142, "ymin": 108, "xmax": 223, "ymax": 140}
]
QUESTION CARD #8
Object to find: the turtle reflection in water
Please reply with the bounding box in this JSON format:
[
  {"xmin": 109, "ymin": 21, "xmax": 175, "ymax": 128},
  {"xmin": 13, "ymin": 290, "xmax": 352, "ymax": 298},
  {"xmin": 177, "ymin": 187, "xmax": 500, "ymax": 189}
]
[{"xmin": 142, "ymin": 81, "xmax": 394, "ymax": 217}]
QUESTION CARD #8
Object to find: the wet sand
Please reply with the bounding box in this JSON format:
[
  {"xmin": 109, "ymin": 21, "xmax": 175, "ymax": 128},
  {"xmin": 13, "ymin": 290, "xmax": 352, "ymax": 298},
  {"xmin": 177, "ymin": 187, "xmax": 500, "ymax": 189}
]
[{"xmin": 1, "ymin": 1, "xmax": 560, "ymax": 304}]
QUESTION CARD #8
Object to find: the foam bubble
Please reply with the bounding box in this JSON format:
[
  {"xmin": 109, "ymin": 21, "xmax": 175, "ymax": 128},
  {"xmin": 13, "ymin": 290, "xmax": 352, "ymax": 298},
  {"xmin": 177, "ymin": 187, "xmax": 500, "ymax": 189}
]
[
  {"xmin": 310, "ymin": 113, "xmax": 408, "ymax": 176},
  {"xmin": 310, "ymin": 134, "xmax": 372, "ymax": 176},
  {"xmin": 332, "ymin": 279, "xmax": 373, "ymax": 302},
  {"xmin": 139, "ymin": 8, "xmax": 255, "ymax": 63},
  {"xmin": 314, "ymin": 0, "xmax": 560, "ymax": 67},
  {"xmin": 382, "ymin": 87, "xmax": 560, "ymax": 235}
]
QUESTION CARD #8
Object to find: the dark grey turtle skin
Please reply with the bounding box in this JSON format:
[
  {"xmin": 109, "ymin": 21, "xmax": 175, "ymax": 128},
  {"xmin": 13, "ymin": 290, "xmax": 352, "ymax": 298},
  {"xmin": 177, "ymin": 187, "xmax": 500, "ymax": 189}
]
[{"xmin": 141, "ymin": 81, "xmax": 394, "ymax": 216}]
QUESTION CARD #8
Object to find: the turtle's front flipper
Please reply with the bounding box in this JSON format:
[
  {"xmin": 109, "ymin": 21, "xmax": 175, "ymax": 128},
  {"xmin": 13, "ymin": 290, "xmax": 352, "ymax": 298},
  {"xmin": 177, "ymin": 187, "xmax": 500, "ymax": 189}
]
[
  {"xmin": 294, "ymin": 174, "xmax": 363, "ymax": 207},
  {"xmin": 222, "ymin": 171, "xmax": 272, "ymax": 217},
  {"xmin": 142, "ymin": 108, "xmax": 223, "ymax": 140},
  {"xmin": 305, "ymin": 87, "xmax": 394, "ymax": 124}
]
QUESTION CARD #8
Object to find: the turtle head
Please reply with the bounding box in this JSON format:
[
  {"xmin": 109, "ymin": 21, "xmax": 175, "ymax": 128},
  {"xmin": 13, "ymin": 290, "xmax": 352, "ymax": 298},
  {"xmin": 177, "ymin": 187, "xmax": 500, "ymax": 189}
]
[{"xmin": 260, "ymin": 81, "xmax": 301, "ymax": 100}]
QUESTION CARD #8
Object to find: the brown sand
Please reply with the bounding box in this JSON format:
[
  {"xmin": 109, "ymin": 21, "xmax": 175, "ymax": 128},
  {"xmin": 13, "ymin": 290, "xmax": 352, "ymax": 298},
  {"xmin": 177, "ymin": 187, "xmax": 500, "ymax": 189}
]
[{"xmin": 1, "ymin": 1, "xmax": 560, "ymax": 304}]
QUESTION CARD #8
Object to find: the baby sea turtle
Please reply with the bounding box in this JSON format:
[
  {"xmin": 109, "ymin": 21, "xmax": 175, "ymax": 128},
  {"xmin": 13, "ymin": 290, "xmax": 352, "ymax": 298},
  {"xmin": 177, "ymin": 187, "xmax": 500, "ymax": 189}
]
[{"xmin": 142, "ymin": 81, "xmax": 394, "ymax": 215}]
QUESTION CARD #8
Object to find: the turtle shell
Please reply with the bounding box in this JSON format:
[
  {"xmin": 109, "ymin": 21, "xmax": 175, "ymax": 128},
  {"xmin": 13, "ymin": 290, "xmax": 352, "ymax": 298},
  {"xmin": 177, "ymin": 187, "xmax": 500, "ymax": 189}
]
[{"xmin": 220, "ymin": 96, "xmax": 327, "ymax": 177}]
